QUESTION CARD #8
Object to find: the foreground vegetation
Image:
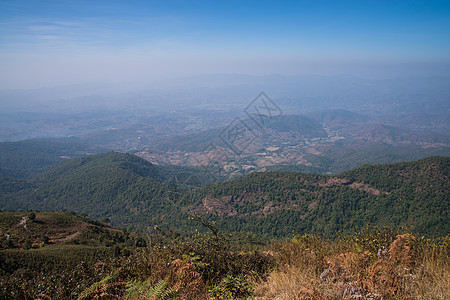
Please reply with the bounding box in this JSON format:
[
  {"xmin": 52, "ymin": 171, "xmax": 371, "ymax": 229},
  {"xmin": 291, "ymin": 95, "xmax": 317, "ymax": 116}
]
[
  {"xmin": 1, "ymin": 216, "xmax": 448, "ymax": 299},
  {"xmin": 256, "ymin": 226, "xmax": 449, "ymax": 299}
]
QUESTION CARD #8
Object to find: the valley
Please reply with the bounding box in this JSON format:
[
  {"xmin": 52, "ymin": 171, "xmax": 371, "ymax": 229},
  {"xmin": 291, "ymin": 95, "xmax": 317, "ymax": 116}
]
[{"xmin": 1, "ymin": 77, "xmax": 449, "ymax": 300}]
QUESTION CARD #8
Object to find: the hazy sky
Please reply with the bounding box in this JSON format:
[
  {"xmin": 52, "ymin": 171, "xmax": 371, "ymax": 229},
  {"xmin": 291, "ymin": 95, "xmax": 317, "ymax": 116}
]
[{"xmin": 1, "ymin": 0, "xmax": 449, "ymax": 88}]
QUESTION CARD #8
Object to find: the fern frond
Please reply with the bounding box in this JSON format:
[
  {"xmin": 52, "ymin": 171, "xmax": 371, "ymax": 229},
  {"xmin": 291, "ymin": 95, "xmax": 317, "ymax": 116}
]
[
  {"xmin": 77, "ymin": 269, "xmax": 120, "ymax": 300},
  {"xmin": 125, "ymin": 278, "xmax": 177, "ymax": 300}
]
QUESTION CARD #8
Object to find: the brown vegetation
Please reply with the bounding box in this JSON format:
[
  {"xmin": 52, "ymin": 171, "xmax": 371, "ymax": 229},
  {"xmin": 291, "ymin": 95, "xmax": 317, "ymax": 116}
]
[
  {"xmin": 1, "ymin": 215, "xmax": 448, "ymax": 299},
  {"xmin": 254, "ymin": 229, "xmax": 449, "ymax": 300}
]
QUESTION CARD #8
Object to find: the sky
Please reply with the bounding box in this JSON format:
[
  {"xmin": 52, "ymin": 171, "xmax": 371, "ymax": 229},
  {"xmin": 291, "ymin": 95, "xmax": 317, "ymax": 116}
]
[{"xmin": 0, "ymin": 0, "xmax": 450, "ymax": 89}]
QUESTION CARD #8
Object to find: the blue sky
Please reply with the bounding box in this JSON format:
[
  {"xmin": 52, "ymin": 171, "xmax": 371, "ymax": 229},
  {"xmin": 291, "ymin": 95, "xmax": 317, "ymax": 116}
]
[{"xmin": 1, "ymin": 0, "xmax": 449, "ymax": 88}]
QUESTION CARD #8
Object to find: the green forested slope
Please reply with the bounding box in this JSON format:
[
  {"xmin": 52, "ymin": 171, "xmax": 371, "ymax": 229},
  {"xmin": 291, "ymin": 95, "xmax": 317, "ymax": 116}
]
[
  {"xmin": 0, "ymin": 152, "xmax": 216, "ymax": 230},
  {"xmin": 181, "ymin": 156, "xmax": 449, "ymax": 237},
  {"xmin": 0, "ymin": 153, "xmax": 448, "ymax": 237},
  {"xmin": 339, "ymin": 156, "xmax": 449, "ymax": 233}
]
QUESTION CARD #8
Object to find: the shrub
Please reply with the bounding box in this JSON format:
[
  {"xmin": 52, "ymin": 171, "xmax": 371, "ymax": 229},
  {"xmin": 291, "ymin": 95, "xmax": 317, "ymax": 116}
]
[{"xmin": 209, "ymin": 275, "xmax": 255, "ymax": 300}]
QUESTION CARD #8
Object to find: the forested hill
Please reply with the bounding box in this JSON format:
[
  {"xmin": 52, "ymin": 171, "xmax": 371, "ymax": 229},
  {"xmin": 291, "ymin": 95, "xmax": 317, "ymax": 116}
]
[
  {"xmin": 339, "ymin": 156, "xmax": 449, "ymax": 193},
  {"xmin": 181, "ymin": 156, "xmax": 449, "ymax": 237},
  {"xmin": 0, "ymin": 153, "xmax": 448, "ymax": 237},
  {"xmin": 0, "ymin": 152, "xmax": 215, "ymax": 228},
  {"xmin": 33, "ymin": 151, "xmax": 162, "ymax": 184}
]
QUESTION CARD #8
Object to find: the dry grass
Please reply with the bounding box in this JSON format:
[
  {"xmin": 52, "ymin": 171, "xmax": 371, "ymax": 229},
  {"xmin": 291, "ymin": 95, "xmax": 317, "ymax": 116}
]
[
  {"xmin": 254, "ymin": 265, "xmax": 321, "ymax": 300},
  {"xmin": 405, "ymin": 242, "xmax": 450, "ymax": 299},
  {"xmin": 254, "ymin": 233, "xmax": 450, "ymax": 300}
]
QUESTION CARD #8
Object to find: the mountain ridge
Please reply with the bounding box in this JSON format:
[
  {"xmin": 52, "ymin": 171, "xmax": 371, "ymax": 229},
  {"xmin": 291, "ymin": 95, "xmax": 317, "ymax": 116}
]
[{"xmin": 0, "ymin": 153, "xmax": 448, "ymax": 237}]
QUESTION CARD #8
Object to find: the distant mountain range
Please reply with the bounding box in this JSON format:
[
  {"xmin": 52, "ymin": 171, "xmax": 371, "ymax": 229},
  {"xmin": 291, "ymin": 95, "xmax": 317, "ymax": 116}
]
[
  {"xmin": 1, "ymin": 75, "xmax": 448, "ymax": 180},
  {"xmin": 1, "ymin": 108, "xmax": 449, "ymax": 179},
  {"xmin": 138, "ymin": 111, "xmax": 449, "ymax": 176},
  {"xmin": 1, "ymin": 152, "xmax": 448, "ymax": 237}
]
